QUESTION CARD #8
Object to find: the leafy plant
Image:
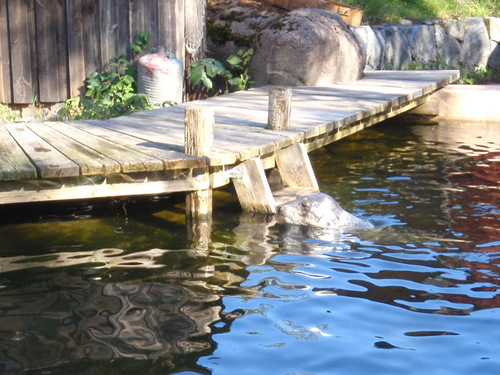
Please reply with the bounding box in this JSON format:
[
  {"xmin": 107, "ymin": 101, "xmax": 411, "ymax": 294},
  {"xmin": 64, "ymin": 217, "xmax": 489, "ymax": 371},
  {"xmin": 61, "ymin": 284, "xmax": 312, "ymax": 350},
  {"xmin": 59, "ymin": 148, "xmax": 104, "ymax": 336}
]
[
  {"xmin": 457, "ymin": 67, "xmax": 500, "ymax": 84},
  {"xmin": 186, "ymin": 58, "xmax": 233, "ymax": 100},
  {"xmin": 406, "ymin": 57, "xmax": 447, "ymax": 71},
  {"xmin": 226, "ymin": 48, "xmax": 255, "ymax": 92},
  {"xmin": 58, "ymin": 32, "xmax": 152, "ymax": 120},
  {"xmin": 0, "ymin": 103, "xmax": 21, "ymax": 123},
  {"xmin": 186, "ymin": 48, "xmax": 255, "ymax": 100}
]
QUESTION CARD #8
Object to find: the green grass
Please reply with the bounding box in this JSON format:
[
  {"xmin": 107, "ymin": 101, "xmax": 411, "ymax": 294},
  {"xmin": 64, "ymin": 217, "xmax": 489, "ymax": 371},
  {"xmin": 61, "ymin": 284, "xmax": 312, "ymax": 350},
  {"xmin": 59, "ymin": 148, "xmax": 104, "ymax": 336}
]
[{"xmin": 342, "ymin": 0, "xmax": 500, "ymax": 24}]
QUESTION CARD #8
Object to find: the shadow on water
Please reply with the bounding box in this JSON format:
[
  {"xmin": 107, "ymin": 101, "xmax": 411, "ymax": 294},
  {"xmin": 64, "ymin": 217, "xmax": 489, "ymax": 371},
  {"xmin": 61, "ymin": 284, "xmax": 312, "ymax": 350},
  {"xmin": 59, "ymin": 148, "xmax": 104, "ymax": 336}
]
[{"xmin": 0, "ymin": 119, "xmax": 499, "ymax": 374}]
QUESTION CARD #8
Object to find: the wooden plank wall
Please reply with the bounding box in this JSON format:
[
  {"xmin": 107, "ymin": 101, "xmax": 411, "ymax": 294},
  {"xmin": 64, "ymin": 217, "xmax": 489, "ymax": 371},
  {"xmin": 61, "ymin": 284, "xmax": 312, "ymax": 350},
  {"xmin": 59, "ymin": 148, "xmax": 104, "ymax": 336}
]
[{"xmin": 0, "ymin": 0, "xmax": 187, "ymax": 105}]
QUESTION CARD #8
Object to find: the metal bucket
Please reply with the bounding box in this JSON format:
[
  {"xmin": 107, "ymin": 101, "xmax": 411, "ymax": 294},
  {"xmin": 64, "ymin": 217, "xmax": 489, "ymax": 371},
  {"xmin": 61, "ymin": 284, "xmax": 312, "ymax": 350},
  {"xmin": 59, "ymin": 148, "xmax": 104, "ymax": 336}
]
[{"xmin": 138, "ymin": 51, "xmax": 184, "ymax": 105}]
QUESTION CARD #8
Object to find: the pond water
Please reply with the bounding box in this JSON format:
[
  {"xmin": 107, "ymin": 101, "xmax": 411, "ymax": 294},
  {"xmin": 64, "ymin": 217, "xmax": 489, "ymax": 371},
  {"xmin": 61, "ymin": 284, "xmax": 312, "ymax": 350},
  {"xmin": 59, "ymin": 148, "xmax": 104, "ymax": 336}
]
[{"xmin": 0, "ymin": 119, "xmax": 499, "ymax": 375}]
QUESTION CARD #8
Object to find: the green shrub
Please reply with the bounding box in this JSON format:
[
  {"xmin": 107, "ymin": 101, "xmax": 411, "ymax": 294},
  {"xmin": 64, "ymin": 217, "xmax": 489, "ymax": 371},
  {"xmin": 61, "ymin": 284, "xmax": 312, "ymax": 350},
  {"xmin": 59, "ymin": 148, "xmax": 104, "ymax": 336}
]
[
  {"xmin": 58, "ymin": 32, "xmax": 152, "ymax": 120},
  {"xmin": 0, "ymin": 103, "xmax": 21, "ymax": 123},
  {"xmin": 342, "ymin": 0, "xmax": 499, "ymax": 24},
  {"xmin": 186, "ymin": 48, "xmax": 255, "ymax": 100},
  {"xmin": 457, "ymin": 67, "xmax": 500, "ymax": 84},
  {"xmin": 226, "ymin": 48, "xmax": 255, "ymax": 92}
]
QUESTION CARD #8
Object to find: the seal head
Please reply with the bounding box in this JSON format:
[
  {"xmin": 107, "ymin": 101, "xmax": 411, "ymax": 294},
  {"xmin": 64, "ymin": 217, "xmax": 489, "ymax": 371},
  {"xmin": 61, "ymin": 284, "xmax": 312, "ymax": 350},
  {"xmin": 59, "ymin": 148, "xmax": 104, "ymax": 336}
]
[{"xmin": 277, "ymin": 192, "xmax": 373, "ymax": 230}]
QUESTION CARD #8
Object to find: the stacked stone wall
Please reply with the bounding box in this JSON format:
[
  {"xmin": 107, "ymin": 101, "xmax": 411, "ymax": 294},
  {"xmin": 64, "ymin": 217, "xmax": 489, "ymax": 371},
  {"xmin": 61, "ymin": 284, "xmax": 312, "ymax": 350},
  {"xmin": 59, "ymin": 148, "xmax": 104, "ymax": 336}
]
[{"xmin": 353, "ymin": 17, "xmax": 500, "ymax": 71}]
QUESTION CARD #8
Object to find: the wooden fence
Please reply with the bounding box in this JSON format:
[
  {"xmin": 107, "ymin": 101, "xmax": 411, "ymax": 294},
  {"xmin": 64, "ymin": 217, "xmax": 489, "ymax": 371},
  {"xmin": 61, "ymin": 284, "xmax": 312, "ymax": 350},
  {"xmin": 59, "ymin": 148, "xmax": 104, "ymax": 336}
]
[{"xmin": 0, "ymin": 0, "xmax": 204, "ymax": 105}]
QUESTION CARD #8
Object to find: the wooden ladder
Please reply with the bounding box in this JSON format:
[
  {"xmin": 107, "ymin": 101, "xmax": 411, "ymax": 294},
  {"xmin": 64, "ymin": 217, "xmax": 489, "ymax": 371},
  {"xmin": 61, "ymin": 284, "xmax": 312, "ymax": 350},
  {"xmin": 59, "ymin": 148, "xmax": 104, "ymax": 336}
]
[{"xmin": 228, "ymin": 143, "xmax": 319, "ymax": 213}]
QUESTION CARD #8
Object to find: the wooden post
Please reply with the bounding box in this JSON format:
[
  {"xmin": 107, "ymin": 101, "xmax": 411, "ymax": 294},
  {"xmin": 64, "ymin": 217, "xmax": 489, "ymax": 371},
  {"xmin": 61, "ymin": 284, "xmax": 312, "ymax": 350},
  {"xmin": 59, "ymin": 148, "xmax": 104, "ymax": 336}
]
[
  {"xmin": 185, "ymin": 107, "xmax": 214, "ymax": 219},
  {"xmin": 267, "ymin": 87, "xmax": 292, "ymax": 130}
]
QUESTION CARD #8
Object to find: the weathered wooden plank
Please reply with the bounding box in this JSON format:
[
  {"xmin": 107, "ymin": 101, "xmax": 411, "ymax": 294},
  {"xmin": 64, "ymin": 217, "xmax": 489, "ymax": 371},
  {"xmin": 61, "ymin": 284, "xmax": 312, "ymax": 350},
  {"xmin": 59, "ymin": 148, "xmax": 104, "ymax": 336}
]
[
  {"xmin": 116, "ymin": 0, "xmax": 131, "ymax": 53},
  {"xmin": 99, "ymin": 0, "xmax": 130, "ymax": 66},
  {"xmin": 158, "ymin": 0, "xmax": 185, "ymax": 62},
  {"xmin": 130, "ymin": 0, "xmax": 158, "ymax": 50},
  {"xmin": 0, "ymin": 1, "xmax": 12, "ymax": 103},
  {"xmin": 275, "ymin": 143, "xmax": 319, "ymax": 191},
  {"xmin": 82, "ymin": 0, "xmax": 101, "ymax": 77},
  {"xmin": 27, "ymin": 123, "xmax": 121, "ymax": 175},
  {"xmin": 66, "ymin": 0, "xmax": 87, "ymax": 98},
  {"xmin": 36, "ymin": 0, "xmax": 68, "ymax": 102},
  {"xmin": 178, "ymin": 100, "xmax": 313, "ymax": 134},
  {"xmin": 0, "ymin": 173, "xmax": 209, "ymax": 205},
  {"xmin": 156, "ymin": 105, "xmax": 305, "ymax": 149},
  {"xmin": 304, "ymin": 95, "xmax": 429, "ymax": 151},
  {"xmin": 230, "ymin": 158, "xmax": 276, "ymax": 214},
  {"xmin": 5, "ymin": 124, "xmax": 80, "ymax": 179},
  {"xmin": 207, "ymin": 85, "xmax": 412, "ymax": 124},
  {"xmin": 8, "ymin": 0, "xmax": 36, "ymax": 104},
  {"xmin": 127, "ymin": 108, "xmax": 278, "ymax": 159},
  {"xmin": 42, "ymin": 122, "xmax": 164, "ymax": 173},
  {"xmin": 91, "ymin": 114, "xmax": 240, "ymax": 165},
  {"xmin": 69, "ymin": 119, "xmax": 205, "ymax": 169},
  {"xmin": 184, "ymin": 0, "xmax": 206, "ymax": 65},
  {"xmin": 291, "ymin": 86, "xmax": 414, "ymax": 114},
  {"xmin": 0, "ymin": 125, "xmax": 37, "ymax": 180}
]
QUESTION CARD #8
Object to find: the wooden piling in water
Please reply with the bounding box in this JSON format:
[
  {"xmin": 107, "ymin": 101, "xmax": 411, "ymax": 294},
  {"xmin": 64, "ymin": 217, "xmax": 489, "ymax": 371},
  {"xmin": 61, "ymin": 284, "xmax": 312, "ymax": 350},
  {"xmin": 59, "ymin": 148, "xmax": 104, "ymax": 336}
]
[{"xmin": 184, "ymin": 106, "xmax": 214, "ymax": 219}]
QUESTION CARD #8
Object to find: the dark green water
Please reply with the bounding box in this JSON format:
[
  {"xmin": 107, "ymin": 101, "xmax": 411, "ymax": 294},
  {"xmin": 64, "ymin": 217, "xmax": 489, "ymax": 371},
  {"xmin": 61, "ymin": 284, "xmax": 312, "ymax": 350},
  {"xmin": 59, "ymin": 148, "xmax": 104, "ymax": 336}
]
[{"xmin": 0, "ymin": 120, "xmax": 499, "ymax": 375}]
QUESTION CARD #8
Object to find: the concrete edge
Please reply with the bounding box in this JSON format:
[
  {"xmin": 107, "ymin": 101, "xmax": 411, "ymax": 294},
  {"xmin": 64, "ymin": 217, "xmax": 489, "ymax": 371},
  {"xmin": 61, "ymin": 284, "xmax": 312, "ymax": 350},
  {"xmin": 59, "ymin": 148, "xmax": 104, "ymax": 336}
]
[{"xmin": 410, "ymin": 84, "xmax": 500, "ymax": 122}]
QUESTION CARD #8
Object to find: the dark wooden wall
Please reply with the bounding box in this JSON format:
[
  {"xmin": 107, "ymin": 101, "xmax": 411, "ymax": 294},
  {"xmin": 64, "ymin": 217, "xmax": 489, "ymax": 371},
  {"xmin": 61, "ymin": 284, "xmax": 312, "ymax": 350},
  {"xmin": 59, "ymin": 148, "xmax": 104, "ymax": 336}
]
[{"xmin": 0, "ymin": 0, "xmax": 187, "ymax": 105}]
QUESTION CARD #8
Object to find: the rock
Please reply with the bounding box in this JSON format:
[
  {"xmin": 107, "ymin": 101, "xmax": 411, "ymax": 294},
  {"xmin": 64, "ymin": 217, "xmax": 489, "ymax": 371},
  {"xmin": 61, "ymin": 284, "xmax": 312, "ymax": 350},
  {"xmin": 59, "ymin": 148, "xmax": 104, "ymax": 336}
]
[
  {"xmin": 488, "ymin": 42, "xmax": 500, "ymax": 69},
  {"xmin": 443, "ymin": 19, "xmax": 465, "ymax": 41},
  {"xmin": 460, "ymin": 17, "xmax": 491, "ymax": 69},
  {"xmin": 206, "ymin": 0, "xmax": 284, "ymax": 61},
  {"xmin": 408, "ymin": 25, "xmax": 437, "ymax": 64},
  {"xmin": 487, "ymin": 27, "xmax": 500, "ymax": 67},
  {"xmin": 485, "ymin": 17, "xmax": 500, "ymax": 43},
  {"xmin": 435, "ymin": 25, "xmax": 461, "ymax": 68},
  {"xmin": 353, "ymin": 26, "xmax": 385, "ymax": 70},
  {"xmin": 382, "ymin": 26, "xmax": 411, "ymax": 69},
  {"xmin": 251, "ymin": 9, "xmax": 366, "ymax": 86}
]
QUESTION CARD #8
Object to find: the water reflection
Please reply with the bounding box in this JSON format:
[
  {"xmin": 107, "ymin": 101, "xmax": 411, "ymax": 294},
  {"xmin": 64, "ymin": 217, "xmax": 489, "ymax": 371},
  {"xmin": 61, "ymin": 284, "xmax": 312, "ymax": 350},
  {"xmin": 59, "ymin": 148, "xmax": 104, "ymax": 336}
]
[
  {"xmin": 0, "ymin": 274, "xmax": 221, "ymax": 373},
  {"xmin": 0, "ymin": 248, "xmax": 169, "ymax": 273}
]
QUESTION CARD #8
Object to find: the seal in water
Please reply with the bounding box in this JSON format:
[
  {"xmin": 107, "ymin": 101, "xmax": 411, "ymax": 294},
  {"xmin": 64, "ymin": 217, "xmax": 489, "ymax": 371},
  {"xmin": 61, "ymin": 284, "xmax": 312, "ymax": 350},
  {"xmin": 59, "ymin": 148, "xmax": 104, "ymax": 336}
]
[{"xmin": 277, "ymin": 192, "xmax": 374, "ymax": 230}]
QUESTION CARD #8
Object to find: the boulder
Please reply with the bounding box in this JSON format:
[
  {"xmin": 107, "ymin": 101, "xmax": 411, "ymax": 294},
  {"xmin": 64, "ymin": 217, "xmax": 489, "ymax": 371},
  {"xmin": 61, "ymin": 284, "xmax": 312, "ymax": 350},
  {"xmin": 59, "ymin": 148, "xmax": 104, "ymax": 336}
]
[
  {"xmin": 488, "ymin": 42, "xmax": 500, "ymax": 69},
  {"xmin": 443, "ymin": 19, "xmax": 465, "ymax": 41},
  {"xmin": 485, "ymin": 17, "xmax": 500, "ymax": 43},
  {"xmin": 251, "ymin": 9, "xmax": 366, "ymax": 86},
  {"xmin": 353, "ymin": 25, "xmax": 385, "ymax": 70},
  {"xmin": 435, "ymin": 25, "xmax": 461, "ymax": 68},
  {"xmin": 460, "ymin": 17, "xmax": 491, "ymax": 69},
  {"xmin": 485, "ymin": 17, "xmax": 500, "ymax": 69},
  {"xmin": 382, "ymin": 26, "xmax": 412, "ymax": 69},
  {"xmin": 408, "ymin": 25, "xmax": 437, "ymax": 64},
  {"xmin": 206, "ymin": 0, "xmax": 284, "ymax": 62}
]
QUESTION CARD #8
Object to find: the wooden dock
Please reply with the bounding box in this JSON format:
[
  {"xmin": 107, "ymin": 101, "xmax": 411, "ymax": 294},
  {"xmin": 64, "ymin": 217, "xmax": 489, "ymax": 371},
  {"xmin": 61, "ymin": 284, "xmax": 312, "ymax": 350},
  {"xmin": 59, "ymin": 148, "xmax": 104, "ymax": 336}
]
[{"xmin": 0, "ymin": 70, "xmax": 459, "ymax": 216}]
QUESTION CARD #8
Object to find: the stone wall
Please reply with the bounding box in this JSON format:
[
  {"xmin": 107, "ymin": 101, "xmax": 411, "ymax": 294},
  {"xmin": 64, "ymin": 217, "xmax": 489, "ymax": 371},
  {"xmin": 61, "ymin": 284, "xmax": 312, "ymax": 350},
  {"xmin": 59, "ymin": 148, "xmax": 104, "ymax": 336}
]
[{"xmin": 352, "ymin": 17, "xmax": 500, "ymax": 71}]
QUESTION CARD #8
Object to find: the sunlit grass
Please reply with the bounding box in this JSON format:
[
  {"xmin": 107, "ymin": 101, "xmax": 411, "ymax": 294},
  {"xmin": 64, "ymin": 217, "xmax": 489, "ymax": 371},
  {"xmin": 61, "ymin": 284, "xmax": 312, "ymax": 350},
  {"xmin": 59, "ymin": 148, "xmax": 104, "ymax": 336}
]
[{"xmin": 343, "ymin": 0, "xmax": 500, "ymax": 24}]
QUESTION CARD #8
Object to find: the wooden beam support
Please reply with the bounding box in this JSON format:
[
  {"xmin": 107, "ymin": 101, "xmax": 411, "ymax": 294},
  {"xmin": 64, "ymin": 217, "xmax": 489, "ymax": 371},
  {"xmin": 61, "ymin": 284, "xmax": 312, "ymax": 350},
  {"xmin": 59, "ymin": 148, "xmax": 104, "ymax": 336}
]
[
  {"xmin": 230, "ymin": 158, "xmax": 277, "ymax": 214},
  {"xmin": 275, "ymin": 143, "xmax": 319, "ymax": 191},
  {"xmin": 0, "ymin": 173, "xmax": 209, "ymax": 205}
]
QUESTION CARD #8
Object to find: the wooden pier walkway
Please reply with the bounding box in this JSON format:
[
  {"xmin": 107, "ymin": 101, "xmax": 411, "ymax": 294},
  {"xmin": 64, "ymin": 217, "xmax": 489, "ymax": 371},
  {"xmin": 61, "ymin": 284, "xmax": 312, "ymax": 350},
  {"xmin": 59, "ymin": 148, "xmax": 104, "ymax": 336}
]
[{"xmin": 0, "ymin": 70, "xmax": 459, "ymax": 215}]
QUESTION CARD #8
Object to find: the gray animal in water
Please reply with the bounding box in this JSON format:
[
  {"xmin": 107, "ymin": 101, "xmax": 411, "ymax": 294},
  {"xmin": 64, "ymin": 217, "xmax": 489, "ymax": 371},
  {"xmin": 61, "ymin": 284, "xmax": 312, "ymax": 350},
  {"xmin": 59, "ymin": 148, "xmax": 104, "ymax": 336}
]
[{"xmin": 277, "ymin": 192, "xmax": 374, "ymax": 230}]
